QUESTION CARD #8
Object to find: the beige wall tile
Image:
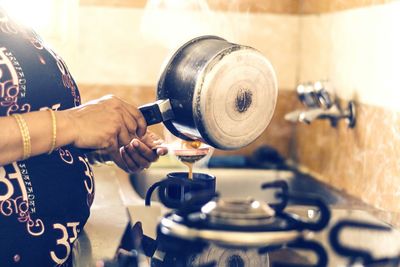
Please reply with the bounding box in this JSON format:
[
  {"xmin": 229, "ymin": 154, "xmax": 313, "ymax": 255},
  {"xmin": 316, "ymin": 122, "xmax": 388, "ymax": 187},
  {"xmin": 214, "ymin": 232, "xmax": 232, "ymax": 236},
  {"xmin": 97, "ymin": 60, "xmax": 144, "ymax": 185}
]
[
  {"xmin": 79, "ymin": 0, "xmax": 299, "ymax": 14},
  {"xmin": 299, "ymin": 0, "xmax": 394, "ymax": 14},
  {"xmin": 299, "ymin": 1, "xmax": 400, "ymax": 111},
  {"xmin": 295, "ymin": 1, "xmax": 400, "ymax": 224},
  {"xmin": 293, "ymin": 97, "xmax": 400, "ymax": 219},
  {"xmin": 207, "ymin": 0, "xmax": 299, "ymax": 14},
  {"xmin": 79, "ymin": 0, "xmax": 399, "ymax": 14},
  {"xmin": 68, "ymin": 7, "xmax": 299, "ymax": 90},
  {"xmin": 80, "ymin": 0, "xmax": 147, "ymax": 9}
]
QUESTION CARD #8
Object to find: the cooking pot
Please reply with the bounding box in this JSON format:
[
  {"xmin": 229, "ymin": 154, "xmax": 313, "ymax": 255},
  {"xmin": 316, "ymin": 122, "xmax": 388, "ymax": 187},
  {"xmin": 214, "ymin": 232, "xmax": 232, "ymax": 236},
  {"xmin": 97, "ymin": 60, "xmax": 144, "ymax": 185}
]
[{"xmin": 139, "ymin": 35, "xmax": 278, "ymax": 150}]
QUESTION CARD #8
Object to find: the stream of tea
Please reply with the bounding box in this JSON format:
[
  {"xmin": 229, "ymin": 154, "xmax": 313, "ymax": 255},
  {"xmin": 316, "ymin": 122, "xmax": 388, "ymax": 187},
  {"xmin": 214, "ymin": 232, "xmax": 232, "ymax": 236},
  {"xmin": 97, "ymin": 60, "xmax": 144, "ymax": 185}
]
[
  {"xmin": 175, "ymin": 141, "xmax": 208, "ymax": 179},
  {"xmin": 177, "ymin": 154, "xmax": 207, "ymax": 179}
]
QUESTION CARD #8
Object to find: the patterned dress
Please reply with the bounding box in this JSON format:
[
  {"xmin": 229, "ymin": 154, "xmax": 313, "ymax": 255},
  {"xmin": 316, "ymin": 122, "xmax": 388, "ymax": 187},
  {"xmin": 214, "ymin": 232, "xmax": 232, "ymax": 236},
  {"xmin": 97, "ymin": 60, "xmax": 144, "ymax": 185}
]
[{"xmin": 0, "ymin": 8, "xmax": 95, "ymax": 266}]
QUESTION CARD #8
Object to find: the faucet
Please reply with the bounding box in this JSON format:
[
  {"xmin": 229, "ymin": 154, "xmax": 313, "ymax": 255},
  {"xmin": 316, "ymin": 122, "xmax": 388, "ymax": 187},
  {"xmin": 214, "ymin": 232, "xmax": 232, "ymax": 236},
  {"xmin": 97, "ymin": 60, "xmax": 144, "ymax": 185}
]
[{"xmin": 284, "ymin": 81, "xmax": 356, "ymax": 128}]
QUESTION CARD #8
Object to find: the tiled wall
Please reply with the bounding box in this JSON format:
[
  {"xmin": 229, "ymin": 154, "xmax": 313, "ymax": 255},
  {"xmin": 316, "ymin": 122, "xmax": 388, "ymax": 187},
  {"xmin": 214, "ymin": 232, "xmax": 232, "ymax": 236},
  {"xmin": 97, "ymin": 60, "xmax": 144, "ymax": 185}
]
[
  {"xmin": 299, "ymin": 1, "xmax": 400, "ymax": 110},
  {"xmin": 299, "ymin": 0, "xmax": 393, "ymax": 14},
  {"xmin": 79, "ymin": 0, "xmax": 300, "ymax": 14},
  {"xmin": 296, "ymin": 0, "xmax": 400, "ymax": 224},
  {"xmin": 71, "ymin": 6, "xmax": 299, "ymax": 89}
]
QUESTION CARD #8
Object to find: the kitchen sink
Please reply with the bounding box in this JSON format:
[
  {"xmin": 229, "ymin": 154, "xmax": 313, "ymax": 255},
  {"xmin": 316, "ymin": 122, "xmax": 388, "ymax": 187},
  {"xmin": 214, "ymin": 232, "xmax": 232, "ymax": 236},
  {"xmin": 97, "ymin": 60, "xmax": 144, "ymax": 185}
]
[{"xmin": 128, "ymin": 167, "xmax": 347, "ymax": 206}]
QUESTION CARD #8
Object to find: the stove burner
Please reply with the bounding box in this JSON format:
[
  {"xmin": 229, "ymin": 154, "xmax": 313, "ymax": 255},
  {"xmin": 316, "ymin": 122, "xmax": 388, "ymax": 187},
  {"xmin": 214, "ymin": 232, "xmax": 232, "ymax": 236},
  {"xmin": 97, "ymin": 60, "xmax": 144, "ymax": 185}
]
[
  {"xmin": 147, "ymin": 179, "xmax": 331, "ymax": 267},
  {"xmin": 227, "ymin": 255, "xmax": 244, "ymax": 267},
  {"xmin": 201, "ymin": 198, "xmax": 276, "ymax": 227},
  {"xmin": 192, "ymin": 244, "xmax": 269, "ymax": 267},
  {"xmin": 154, "ymin": 179, "xmax": 330, "ymax": 249},
  {"xmin": 159, "ymin": 214, "xmax": 301, "ymax": 247},
  {"xmin": 259, "ymin": 238, "xmax": 328, "ymax": 267}
]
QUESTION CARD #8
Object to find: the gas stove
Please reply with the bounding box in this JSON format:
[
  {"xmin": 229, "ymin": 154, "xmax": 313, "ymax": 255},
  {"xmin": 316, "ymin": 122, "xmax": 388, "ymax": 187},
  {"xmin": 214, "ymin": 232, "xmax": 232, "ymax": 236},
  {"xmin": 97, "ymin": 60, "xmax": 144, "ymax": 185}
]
[{"xmin": 97, "ymin": 172, "xmax": 400, "ymax": 267}]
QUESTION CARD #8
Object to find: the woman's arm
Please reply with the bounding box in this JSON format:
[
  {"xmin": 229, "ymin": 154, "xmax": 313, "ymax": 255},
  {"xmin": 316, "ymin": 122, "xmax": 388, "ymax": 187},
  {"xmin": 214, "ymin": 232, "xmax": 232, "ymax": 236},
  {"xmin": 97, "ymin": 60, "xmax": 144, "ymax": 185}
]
[
  {"xmin": 0, "ymin": 110, "xmax": 75, "ymax": 165},
  {"xmin": 0, "ymin": 95, "xmax": 147, "ymax": 166}
]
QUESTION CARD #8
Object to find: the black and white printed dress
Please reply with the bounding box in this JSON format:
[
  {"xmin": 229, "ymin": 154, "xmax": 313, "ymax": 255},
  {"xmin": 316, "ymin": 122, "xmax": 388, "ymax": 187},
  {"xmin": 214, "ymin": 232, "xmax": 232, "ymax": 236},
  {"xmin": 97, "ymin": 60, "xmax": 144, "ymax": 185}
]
[{"xmin": 0, "ymin": 8, "xmax": 94, "ymax": 266}]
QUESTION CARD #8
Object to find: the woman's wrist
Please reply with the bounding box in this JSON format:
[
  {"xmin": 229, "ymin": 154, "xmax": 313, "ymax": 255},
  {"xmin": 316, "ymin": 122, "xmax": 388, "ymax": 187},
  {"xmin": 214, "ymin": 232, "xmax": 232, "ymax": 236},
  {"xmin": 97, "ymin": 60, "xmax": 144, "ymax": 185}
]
[
  {"xmin": 0, "ymin": 110, "xmax": 79, "ymax": 165},
  {"xmin": 57, "ymin": 109, "xmax": 78, "ymax": 147}
]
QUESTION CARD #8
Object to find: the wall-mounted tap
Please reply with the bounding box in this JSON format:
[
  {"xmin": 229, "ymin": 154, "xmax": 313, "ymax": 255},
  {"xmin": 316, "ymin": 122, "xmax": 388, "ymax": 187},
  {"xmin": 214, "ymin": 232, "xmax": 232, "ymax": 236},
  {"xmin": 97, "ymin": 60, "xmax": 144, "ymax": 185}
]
[{"xmin": 284, "ymin": 81, "xmax": 356, "ymax": 128}]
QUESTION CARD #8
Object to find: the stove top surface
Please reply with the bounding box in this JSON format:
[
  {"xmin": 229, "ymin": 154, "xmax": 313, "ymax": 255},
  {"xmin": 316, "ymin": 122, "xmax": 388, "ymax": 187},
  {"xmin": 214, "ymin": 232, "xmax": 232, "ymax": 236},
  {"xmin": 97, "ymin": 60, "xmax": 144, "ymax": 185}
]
[
  {"xmin": 71, "ymin": 166, "xmax": 400, "ymax": 267},
  {"xmin": 125, "ymin": 204, "xmax": 400, "ymax": 267}
]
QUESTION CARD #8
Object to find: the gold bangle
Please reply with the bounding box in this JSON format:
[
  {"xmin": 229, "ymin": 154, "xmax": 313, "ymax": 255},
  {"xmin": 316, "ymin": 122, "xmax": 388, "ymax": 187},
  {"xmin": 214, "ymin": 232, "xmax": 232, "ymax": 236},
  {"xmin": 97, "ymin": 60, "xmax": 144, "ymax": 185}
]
[
  {"xmin": 12, "ymin": 114, "xmax": 31, "ymax": 160},
  {"xmin": 48, "ymin": 109, "xmax": 57, "ymax": 154}
]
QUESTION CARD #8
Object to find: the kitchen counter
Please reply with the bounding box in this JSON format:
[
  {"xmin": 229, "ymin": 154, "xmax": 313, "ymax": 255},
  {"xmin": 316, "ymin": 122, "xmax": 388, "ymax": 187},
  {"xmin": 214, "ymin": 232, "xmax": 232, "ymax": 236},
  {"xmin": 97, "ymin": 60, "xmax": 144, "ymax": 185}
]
[
  {"xmin": 72, "ymin": 164, "xmax": 400, "ymax": 266},
  {"xmin": 72, "ymin": 165, "xmax": 130, "ymax": 266}
]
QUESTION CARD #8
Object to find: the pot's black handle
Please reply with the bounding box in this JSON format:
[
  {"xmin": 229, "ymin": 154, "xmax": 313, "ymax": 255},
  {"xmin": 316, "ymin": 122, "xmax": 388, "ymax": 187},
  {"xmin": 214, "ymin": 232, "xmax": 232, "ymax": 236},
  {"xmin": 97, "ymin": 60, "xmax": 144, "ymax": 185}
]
[
  {"xmin": 145, "ymin": 177, "xmax": 192, "ymax": 208},
  {"xmin": 76, "ymin": 100, "xmax": 172, "ymax": 154},
  {"xmin": 144, "ymin": 180, "xmax": 164, "ymax": 206},
  {"xmin": 138, "ymin": 99, "xmax": 174, "ymax": 126},
  {"xmin": 145, "ymin": 177, "xmax": 216, "ymax": 212}
]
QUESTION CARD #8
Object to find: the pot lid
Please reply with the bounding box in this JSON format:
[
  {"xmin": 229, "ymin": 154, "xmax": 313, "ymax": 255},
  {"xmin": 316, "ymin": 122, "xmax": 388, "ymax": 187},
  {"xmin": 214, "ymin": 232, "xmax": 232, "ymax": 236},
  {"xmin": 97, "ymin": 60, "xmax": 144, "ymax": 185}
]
[{"xmin": 193, "ymin": 46, "xmax": 278, "ymax": 150}]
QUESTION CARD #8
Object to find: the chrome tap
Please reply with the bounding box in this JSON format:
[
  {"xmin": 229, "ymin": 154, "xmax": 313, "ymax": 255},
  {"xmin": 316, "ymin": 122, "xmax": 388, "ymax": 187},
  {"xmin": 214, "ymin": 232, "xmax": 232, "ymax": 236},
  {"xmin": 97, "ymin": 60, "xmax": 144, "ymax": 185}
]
[{"xmin": 284, "ymin": 81, "xmax": 356, "ymax": 128}]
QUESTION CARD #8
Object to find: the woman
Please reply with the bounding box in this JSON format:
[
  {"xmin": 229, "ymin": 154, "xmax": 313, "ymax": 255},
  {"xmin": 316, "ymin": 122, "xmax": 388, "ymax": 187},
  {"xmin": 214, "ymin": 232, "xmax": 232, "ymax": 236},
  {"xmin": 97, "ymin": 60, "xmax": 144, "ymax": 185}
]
[{"xmin": 0, "ymin": 8, "xmax": 167, "ymax": 266}]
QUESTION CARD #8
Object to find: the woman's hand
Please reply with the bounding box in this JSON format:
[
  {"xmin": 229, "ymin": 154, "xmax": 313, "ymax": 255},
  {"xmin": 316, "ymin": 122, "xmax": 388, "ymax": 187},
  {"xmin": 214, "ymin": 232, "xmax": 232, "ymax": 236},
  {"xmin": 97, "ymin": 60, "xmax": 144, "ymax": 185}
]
[
  {"xmin": 109, "ymin": 131, "xmax": 168, "ymax": 173},
  {"xmin": 65, "ymin": 95, "xmax": 146, "ymax": 151}
]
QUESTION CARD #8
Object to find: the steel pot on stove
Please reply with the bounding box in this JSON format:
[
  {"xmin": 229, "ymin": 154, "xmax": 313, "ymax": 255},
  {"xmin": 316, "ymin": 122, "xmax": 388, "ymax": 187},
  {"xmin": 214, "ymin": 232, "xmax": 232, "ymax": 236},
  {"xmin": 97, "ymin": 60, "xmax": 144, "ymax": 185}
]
[{"xmin": 138, "ymin": 35, "xmax": 278, "ymax": 150}]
